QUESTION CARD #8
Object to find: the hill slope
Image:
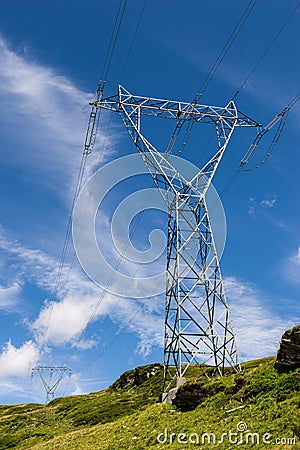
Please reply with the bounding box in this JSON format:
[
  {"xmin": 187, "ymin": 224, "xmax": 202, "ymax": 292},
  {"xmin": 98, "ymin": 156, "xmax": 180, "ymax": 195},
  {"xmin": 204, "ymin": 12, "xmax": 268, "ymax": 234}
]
[{"xmin": 0, "ymin": 357, "xmax": 299, "ymax": 449}]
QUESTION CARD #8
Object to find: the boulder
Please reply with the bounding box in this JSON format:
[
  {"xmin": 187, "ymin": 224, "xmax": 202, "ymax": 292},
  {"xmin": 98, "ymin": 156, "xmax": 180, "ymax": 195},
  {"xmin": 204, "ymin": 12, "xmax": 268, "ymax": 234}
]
[
  {"xmin": 275, "ymin": 325, "xmax": 300, "ymax": 372},
  {"xmin": 171, "ymin": 382, "xmax": 209, "ymax": 411}
]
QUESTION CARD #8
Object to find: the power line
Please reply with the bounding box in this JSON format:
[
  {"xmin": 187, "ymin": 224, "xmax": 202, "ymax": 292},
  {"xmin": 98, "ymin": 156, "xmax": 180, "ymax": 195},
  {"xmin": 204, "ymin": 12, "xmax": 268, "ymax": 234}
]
[
  {"xmin": 101, "ymin": 0, "xmax": 128, "ymax": 83},
  {"xmin": 39, "ymin": 0, "xmax": 128, "ymax": 349},
  {"xmin": 203, "ymin": 3, "xmax": 300, "ymax": 202},
  {"xmin": 166, "ymin": 0, "xmax": 258, "ymax": 157},
  {"xmin": 60, "ymin": 3, "xmax": 149, "ymax": 367},
  {"xmin": 62, "ymin": 188, "xmax": 156, "ymax": 367},
  {"xmin": 233, "ymin": 2, "xmax": 300, "ymax": 101},
  {"xmin": 239, "ymin": 93, "xmax": 299, "ymax": 171},
  {"xmin": 219, "ymin": 92, "xmax": 299, "ymax": 200},
  {"xmin": 69, "ymin": 1, "xmax": 148, "ymax": 325},
  {"xmin": 196, "ymin": 0, "xmax": 258, "ymax": 99},
  {"xmin": 120, "ymin": 0, "xmax": 147, "ymax": 82}
]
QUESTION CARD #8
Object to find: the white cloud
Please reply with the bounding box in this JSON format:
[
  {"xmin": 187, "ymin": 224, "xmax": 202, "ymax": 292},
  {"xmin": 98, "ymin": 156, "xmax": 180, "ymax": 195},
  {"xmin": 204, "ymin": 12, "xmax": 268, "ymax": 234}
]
[
  {"xmin": 0, "ymin": 282, "xmax": 21, "ymax": 311},
  {"xmin": 0, "ymin": 340, "xmax": 39, "ymax": 379},
  {"xmin": 225, "ymin": 276, "xmax": 294, "ymax": 361},
  {"xmin": 31, "ymin": 292, "xmax": 113, "ymax": 346}
]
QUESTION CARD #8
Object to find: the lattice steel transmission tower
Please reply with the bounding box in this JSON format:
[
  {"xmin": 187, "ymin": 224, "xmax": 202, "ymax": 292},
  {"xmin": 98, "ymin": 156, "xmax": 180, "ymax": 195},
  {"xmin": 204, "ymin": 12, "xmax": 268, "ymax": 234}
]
[
  {"xmin": 31, "ymin": 366, "xmax": 72, "ymax": 404},
  {"xmin": 96, "ymin": 86, "xmax": 260, "ymax": 394}
]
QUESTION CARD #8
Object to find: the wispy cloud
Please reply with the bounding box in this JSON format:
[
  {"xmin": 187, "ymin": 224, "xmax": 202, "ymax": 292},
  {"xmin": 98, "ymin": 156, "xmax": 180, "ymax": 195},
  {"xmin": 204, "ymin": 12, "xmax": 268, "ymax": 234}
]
[
  {"xmin": 260, "ymin": 195, "xmax": 277, "ymax": 208},
  {"xmin": 248, "ymin": 196, "xmax": 256, "ymax": 216},
  {"xmin": 0, "ymin": 379, "xmax": 33, "ymax": 402},
  {"xmin": 0, "ymin": 226, "xmax": 294, "ymax": 362},
  {"xmin": 248, "ymin": 194, "xmax": 277, "ymax": 217},
  {"xmin": 282, "ymin": 246, "xmax": 300, "ymax": 286},
  {"xmin": 0, "ymin": 36, "xmax": 117, "ymax": 195},
  {"xmin": 225, "ymin": 276, "xmax": 295, "ymax": 361},
  {"xmin": 0, "ymin": 37, "xmax": 85, "ymax": 178},
  {"xmin": 0, "ymin": 227, "xmax": 162, "ymax": 353},
  {"xmin": 110, "ymin": 297, "xmax": 164, "ymax": 357},
  {"xmin": 0, "ymin": 282, "xmax": 22, "ymax": 312}
]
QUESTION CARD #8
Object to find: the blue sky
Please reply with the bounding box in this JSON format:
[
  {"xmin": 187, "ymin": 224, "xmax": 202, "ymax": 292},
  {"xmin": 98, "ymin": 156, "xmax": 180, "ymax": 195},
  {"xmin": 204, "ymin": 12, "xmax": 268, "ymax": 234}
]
[{"xmin": 0, "ymin": 0, "xmax": 299, "ymax": 404}]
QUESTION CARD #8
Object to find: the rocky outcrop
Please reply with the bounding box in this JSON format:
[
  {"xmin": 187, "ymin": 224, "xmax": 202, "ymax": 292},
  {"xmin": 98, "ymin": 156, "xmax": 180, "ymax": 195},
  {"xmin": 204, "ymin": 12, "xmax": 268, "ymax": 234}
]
[
  {"xmin": 171, "ymin": 382, "xmax": 209, "ymax": 411},
  {"xmin": 111, "ymin": 364, "xmax": 163, "ymax": 390},
  {"xmin": 275, "ymin": 325, "xmax": 300, "ymax": 372}
]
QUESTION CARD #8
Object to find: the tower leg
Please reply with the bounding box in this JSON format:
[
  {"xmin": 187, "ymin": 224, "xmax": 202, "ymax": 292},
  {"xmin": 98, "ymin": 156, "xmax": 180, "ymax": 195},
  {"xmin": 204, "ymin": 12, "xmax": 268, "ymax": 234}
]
[{"xmin": 163, "ymin": 194, "xmax": 239, "ymax": 393}]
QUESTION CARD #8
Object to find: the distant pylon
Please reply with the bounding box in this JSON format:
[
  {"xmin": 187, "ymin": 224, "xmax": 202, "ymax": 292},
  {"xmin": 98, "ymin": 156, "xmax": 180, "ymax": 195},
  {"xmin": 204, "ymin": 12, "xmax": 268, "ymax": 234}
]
[
  {"xmin": 31, "ymin": 366, "xmax": 71, "ymax": 404},
  {"xmin": 96, "ymin": 86, "xmax": 260, "ymax": 394}
]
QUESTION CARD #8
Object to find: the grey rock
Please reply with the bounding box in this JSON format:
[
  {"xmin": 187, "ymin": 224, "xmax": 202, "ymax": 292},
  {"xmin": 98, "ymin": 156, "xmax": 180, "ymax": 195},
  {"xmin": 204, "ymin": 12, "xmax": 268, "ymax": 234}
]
[{"xmin": 275, "ymin": 325, "xmax": 300, "ymax": 372}]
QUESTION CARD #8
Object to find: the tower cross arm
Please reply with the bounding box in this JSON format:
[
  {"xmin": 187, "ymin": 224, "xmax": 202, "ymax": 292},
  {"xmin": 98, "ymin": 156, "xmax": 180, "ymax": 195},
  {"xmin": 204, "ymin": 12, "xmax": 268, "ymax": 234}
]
[{"xmin": 94, "ymin": 85, "xmax": 261, "ymax": 128}]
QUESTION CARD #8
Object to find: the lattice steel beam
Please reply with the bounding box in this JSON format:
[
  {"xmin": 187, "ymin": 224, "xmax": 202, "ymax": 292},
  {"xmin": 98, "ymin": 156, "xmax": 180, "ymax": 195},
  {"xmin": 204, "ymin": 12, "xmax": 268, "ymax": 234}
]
[{"xmin": 94, "ymin": 85, "xmax": 261, "ymax": 127}]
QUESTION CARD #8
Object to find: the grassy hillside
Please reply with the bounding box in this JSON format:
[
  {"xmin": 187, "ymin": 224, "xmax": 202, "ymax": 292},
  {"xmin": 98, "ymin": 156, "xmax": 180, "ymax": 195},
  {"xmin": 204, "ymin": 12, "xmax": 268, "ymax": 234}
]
[{"xmin": 0, "ymin": 357, "xmax": 299, "ymax": 449}]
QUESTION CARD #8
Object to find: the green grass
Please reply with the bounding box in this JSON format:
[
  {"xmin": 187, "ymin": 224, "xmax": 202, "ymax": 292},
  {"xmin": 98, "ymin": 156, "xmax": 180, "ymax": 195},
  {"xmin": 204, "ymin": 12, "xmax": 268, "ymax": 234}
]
[{"xmin": 0, "ymin": 359, "xmax": 299, "ymax": 449}]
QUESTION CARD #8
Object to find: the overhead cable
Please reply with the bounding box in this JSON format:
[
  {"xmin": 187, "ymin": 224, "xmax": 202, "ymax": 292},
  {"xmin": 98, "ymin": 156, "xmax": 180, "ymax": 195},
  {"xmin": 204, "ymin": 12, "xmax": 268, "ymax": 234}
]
[
  {"xmin": 40, "ymin": 0, "xmax": 128, "ymax": 348},
  {"xmin": 233, "ymin": 2, "xmax": 300, "ymax": 100},
  {"xmin": 167, "ymin": 0, "xmax": 258, "ymax": 157},
  {"xmin": 219, "ymin": 92, "xmax": 299, "ymax": 200}
]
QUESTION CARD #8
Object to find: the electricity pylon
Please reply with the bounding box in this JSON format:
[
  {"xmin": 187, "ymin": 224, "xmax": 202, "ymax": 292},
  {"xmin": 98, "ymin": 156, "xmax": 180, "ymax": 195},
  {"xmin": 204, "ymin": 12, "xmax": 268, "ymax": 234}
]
[
  {"xmin": 96, "ymin": 85, "xmax": 260, "ymax": 394},
  {"xmin": 31, "ymin": 366, "xmax": 71, "ymax": 404}
]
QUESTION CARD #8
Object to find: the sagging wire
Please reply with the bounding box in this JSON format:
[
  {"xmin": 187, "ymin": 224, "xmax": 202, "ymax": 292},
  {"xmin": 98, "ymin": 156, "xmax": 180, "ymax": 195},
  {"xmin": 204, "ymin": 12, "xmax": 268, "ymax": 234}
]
[
  {"xmin": 166, "ymin": 0, "xmax": 258, "ymax": 158},
  {"xmin": 39, "ymin": 0, "xmax": 128, "ymax": 349},
  {"xmin": 219, "ymin": 93, "xmax": 299, "ymax": 200}
]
